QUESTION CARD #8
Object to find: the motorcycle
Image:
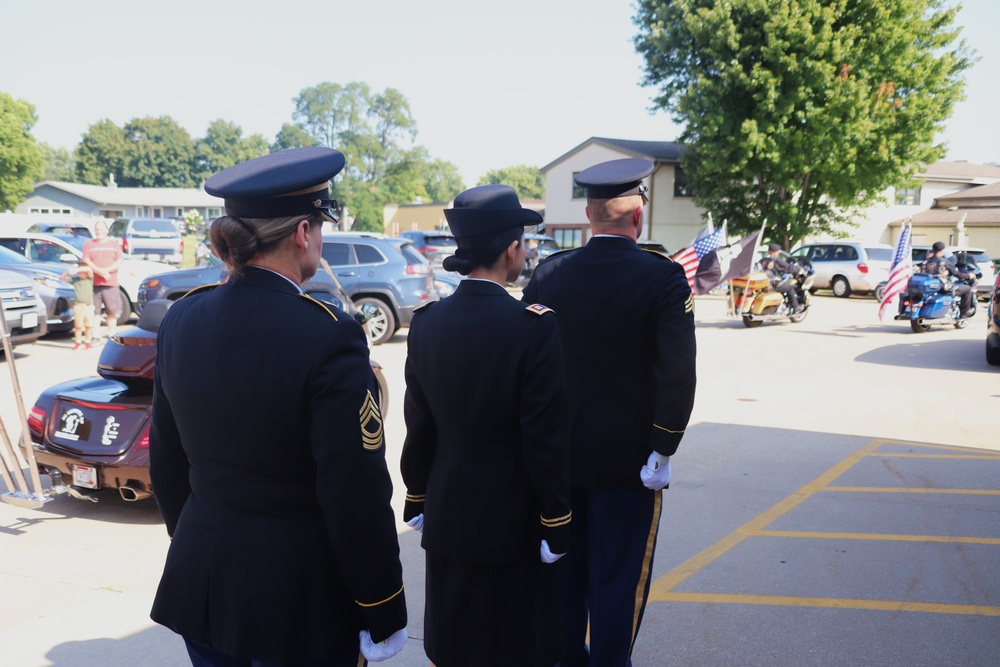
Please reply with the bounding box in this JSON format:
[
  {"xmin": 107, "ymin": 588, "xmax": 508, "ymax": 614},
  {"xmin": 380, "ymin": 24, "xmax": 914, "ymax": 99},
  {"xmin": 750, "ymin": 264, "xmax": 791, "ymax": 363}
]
[
  {"xmin": 729, "ymin": 259, "xmax": 815, "ymax": 328},
  {"xmin": 894, "ymin": 264, "xmax": 981, "ymax": 333}
]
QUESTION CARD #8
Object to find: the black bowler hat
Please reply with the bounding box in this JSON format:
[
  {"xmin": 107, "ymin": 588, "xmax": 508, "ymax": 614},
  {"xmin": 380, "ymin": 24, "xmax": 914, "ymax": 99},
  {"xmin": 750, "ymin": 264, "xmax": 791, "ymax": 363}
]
[
  {"xmin": 444, "ymin": 185, "xmax": 542, "ymax": 239},
  {"xmin": 574, "ymin": 158, "xmax": 654, "ymax": 199},
  {"xmin": 204, "ymin": 147, "xmax": 345, "ymax": 220}
]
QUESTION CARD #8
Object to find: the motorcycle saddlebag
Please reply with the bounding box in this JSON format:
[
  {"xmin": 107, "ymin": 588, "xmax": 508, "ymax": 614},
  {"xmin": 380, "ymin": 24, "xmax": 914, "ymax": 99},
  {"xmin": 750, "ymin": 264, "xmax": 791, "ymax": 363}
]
[
  {"xmin": 908, "ymin": 273, "xmax": 943, "ymax": 299},
  {"xmin": 730, "ymin": 271, "xmax": 769, "ymax": 290},
  {"xmin": 750, "ymin": 292, "xmax": 784, "ymax": 314},
  {"xmin": 920, "ymin": 296, "xmax": 953, "ymax": 319}
]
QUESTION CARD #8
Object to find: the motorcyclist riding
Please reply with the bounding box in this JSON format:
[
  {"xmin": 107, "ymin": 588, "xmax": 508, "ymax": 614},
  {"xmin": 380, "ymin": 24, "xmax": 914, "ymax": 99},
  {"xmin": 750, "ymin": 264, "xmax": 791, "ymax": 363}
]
[
  {"xmin": 921, "ymin": 241, "xmax": 975, "ymax": 317},
  {"xmin": 762, "ymin": 243, "xmax": 802, "ymax": 312}
]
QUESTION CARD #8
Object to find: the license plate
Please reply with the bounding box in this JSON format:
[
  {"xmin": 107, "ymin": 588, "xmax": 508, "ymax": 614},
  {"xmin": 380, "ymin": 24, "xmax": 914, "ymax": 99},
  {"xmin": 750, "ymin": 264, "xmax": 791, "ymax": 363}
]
[
  {"xmin": 21, "ymin": 311, "xmax": 38, "ymax": 329},
  {"xmin": 73, "ymin": 464, "xmax": 98, "ymax": 489},
  {"xmin": 146, "ymin": 253, "xmax": 161, "ymax": 262}
]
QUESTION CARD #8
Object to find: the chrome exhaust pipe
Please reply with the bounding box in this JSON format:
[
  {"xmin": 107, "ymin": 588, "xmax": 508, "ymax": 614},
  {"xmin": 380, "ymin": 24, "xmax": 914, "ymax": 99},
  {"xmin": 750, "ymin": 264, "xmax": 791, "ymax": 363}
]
[{"xmin": 119, "ymin": 485, "xmax": 151, "ymax": 502}]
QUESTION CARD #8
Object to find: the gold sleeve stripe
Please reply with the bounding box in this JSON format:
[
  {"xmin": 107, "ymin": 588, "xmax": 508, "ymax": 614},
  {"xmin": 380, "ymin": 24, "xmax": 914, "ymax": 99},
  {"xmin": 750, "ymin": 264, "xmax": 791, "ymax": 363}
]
[
  {"xmin": 356, "ymin": 584, "xmax": 404, "ymax": 608},
  {"xmin": 540, "ymin": 511, "xmax": 572, "ymax": 526},
  {"xmin": 541, "ymin": 516, "xmax": 572, "ymax": 528},
  {"xmin": 406, "ymin": 493, "xmax": 426, "ymax": 501},
  {"xmin": 654, "ymin": 424, "xmax": 685, "ymax": 434},
  {"xmin": 359, "ymin": 390, "xmax": 384, "ymax": 450},
  {"xmin": 684, "ymin": 294, "xmax": 694, "ymax": 313},
  {"xmin": 299, "ymin": 293, "xmax": 339, "ymax": 321}
]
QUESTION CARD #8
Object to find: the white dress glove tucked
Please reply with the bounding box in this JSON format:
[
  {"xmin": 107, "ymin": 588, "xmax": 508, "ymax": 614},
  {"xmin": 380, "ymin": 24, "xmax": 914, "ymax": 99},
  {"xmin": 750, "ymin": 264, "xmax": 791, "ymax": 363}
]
[
  {"xmin": 639, "ymin": 452, "xmax": 672, "ymax": 490},
  {"xmin": 540, "ymin": 539, "xmax": 565, "ymax": 564},
  {"xmin": 406, "ymin": 513, "xmax": 424, "ymax": 533},
  {"xmin": 359, "ymin": 627, "xmax": 407, "ymax": 662}
]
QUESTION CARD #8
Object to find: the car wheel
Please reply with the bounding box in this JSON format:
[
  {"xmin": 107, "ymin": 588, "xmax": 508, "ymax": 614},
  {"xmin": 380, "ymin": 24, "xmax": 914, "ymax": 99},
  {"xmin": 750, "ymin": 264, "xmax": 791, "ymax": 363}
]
[
  {"xmin": 910, "ymin": 320, "xmax": 931, "ymax": 333},
  {"xmin": 117, "ymin": 288, "xmax": 133, "ymax": 326},
  {"xmin": 873, "ymin": 282, "xmax": 887, "ymax": 302},
  {"xmin": 987, "ymin": 334, "xmax": 1000, "ymax": 366},
  {"xmin": 831, "ymin": 276, "xmax": 852, "ymax": 298},
  {"xmin": 355, "ymin": 297, "xmax": 396, "ymax": 345}
]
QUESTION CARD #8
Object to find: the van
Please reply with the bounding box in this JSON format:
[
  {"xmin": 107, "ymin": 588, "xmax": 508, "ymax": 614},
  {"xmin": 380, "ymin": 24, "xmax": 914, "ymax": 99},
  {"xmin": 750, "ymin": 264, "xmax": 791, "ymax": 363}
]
[
  {"xmin": 789, "ymin": 241, "xmax": 893, "ymax": 298},
  {"xmin": 109, "ymin": 218, "xmax": 184, "ymax": 265}
]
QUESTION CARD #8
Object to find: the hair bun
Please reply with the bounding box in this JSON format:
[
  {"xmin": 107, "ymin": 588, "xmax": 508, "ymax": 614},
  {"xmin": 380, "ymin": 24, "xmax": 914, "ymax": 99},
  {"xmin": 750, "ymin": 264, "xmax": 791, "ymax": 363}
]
[{"xmin": 443, "ymin": 254, "xmax": 474, "ymax": 275}]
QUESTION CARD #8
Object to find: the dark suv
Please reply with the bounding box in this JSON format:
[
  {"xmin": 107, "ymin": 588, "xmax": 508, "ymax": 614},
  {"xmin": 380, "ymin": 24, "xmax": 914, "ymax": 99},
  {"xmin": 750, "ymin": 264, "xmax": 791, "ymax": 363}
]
[
  {"xmin": 109, "ymin": 217, "xmax": 184, "ymax": 265},
  {"xmin": 398, "ymin": 230, "xmax": 457, "ymax": 268},
  {"xmin": 322, "ymin": 232, "xmax": 437, "ymax": 344}
]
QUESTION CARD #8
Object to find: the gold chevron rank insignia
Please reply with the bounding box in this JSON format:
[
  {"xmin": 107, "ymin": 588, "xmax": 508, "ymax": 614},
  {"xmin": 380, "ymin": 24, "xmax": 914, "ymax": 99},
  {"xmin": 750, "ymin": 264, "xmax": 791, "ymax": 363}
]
[
  {"xmin": 359, "ymin": 390, "xmax": 384, "ymax": 450},
  {"xmin": 684, "ymin": 294, "xmax": 694, "ymax": 314}
]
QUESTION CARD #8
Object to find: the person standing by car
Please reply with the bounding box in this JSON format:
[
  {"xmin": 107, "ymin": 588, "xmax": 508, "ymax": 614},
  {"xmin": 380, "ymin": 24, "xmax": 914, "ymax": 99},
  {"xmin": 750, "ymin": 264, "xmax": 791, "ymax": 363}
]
[
  {"xmin": 59, "ymin": 259, "xmax": 94, "ymax": 350},
  {"xmin": 400, "ymin": 185, "xmax": 572, "ymax": 667},
  {"xmin": 522, "ymin": 158, "xmax": 697, "ymax": 666},
  {"xmin": 149, "ymin": 147, "xmax": 407, "ymax": 666},
  {"xmin": 922, "ymin": 241, "xmax": 976, "ymax": 316},
  {"xmin": 763, "ymin": 242, "xmax": 803, "ymax": 312},
  {"xmin": 82, "ymin": 219, "xmax": 123, "ymax": 339}
]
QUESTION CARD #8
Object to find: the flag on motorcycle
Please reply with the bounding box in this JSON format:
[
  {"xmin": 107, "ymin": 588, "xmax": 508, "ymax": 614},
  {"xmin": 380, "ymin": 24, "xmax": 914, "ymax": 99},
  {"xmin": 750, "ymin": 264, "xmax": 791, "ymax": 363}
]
[
  {"xmin": 673, "ymin": 222, "xmax": 726, "ymax": 289},
  {"xmin": 878, "ymin": 221, "xmax": 912, "ymax": 321},
  {"xmin": 693, "ymin": 230, "xmax": 762, "ymax": 295}
]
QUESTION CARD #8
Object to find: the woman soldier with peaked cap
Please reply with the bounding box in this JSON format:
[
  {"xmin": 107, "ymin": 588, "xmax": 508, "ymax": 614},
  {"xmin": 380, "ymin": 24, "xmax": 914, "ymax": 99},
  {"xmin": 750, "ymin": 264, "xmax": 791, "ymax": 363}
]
[
  {"xmin": 149, "ymin": 147, "xmax": 407, "ymax": 666},
  {"xmin": 400, "ymin": 184, "xmax": 572, "ymax": 666}
]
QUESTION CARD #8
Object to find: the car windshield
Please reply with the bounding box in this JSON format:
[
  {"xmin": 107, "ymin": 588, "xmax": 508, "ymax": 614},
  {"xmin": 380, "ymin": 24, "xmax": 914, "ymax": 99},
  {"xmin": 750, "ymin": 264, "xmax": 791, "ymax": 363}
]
[
  {"xmin": 50, "ymin": 234, "xmax": 87, "ymax": 252},
  {"xmin": 424, "ymin": 236, "xmax": 456, "ymax": 247},
  {"xmin": 132, "ymin": 220, "xmax": 178, "ymax": 234},
  {"xmin": 0, "ymin": 245, "xmax": 33, "ymax": 265},
  {"xmin": 864, "ymin": 248, "xmax": 893, "ymax": 261}
]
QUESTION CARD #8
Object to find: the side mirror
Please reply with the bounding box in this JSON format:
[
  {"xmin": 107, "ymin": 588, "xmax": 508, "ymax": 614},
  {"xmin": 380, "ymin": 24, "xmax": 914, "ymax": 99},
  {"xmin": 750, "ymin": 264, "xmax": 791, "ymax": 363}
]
[{"xmin": 59, "ymin": 253, "xmax": 78, "ymax": 263}]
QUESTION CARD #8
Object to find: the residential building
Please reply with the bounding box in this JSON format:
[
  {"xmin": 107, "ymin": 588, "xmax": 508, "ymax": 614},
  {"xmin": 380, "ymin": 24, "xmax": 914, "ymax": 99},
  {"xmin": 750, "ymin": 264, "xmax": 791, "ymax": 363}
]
[
  {"xmin": 383, "ymin": 199, "xmax": 545, "ymax": 237},
  {"xmin": 886, "ymin": 179, "xmax": 1000, "ymax": 253}
]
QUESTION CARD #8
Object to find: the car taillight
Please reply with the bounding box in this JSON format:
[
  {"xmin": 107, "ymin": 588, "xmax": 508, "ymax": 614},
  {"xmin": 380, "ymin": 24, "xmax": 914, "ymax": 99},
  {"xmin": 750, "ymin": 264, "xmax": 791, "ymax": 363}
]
[
  {"xmin": 179, "ymin": 238, "xmax": 184, "ymax": 252},
  {"xmin": 417, "ymin": 246, "xmax": 432, "ymax": 256},
  {"xmin": 122, "ymin": 238, "xmax": 129, "ymax": 253},
  {"xmin": 27, "ymin": 406, "xmax": 46, "ymax": 438},
  {"xmin": 134, "ymin": 424, "xmax": 151, "ymax": 451},
  {"xmin": 857, "ymin": 262, "xmax": 869, "ymax": 274},
  {"xmin": 406, "ymin": 264, "xmax": 431, "ymax": 275}
]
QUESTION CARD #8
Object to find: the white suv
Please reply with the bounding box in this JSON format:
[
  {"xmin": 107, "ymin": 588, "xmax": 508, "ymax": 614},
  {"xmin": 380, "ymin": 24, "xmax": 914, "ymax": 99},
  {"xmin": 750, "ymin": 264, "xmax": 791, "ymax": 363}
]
[{"xmin": 789, "ymin": 242, "xmax": 893, "ymax": 299}]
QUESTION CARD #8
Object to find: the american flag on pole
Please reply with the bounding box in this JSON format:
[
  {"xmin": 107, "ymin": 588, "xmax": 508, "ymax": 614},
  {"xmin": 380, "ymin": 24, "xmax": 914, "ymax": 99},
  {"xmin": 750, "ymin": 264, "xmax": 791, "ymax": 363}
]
[
  {"xmin": 878, "ymin": 221, "xmax": 912, "ymax": 321},
  {"xmin": 673, "ymin": 225, "xmax": 727, "ymax": 289}
]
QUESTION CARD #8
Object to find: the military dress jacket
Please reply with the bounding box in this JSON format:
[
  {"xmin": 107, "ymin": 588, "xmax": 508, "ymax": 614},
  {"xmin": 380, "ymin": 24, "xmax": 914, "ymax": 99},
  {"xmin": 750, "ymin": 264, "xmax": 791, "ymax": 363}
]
[
  {"xmin": 400, "ymin": 279, "xmax": 572, "ymax": 562},
  {"xmin": 149, "ymin": 266, "xmax": 406, "ymax": 663},
  {"xmin": 522, "ymin": 236, "xmax": 697, "ymax": 489}
]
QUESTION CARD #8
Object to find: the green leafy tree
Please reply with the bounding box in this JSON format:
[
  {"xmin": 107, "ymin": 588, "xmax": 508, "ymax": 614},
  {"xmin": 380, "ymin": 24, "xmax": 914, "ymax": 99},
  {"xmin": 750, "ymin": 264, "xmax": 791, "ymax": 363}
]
[
  {"xmin": 633, "ymin": 0, "xmax": 974, "ymax": 246},
  {"xmin": 478, "ymin": 164, "xmax": 545, "ymax": 200},
  {"xmin": 75, "ymin": 119, "xmax": 127, "ymax": 185},
  {"xmin": 271, "ymin": 123, "xmax": 316, "ymax": 152},
  {"xmin": 195, "ymin": 119, "xmax": 270, "ymax": 181},
  {"xmin": 119, "ymin": 116, "xmax": 197, "ymax": 187},
  {"xmin": 0, "ymin": 92, "xmax": 44, "ymax": 211},
  {"xmin": 39, "ymin": 142, "xmax": 75, "ymax": 182},
  {"xmin": 422, "ymin": 158, "xmax": 465, "ymax": 203}
]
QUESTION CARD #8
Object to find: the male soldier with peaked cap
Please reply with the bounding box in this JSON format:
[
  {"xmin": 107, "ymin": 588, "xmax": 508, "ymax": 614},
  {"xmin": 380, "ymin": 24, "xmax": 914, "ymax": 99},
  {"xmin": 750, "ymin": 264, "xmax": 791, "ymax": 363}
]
[
  {"xmin": 149, "ymin": 147, "xmax": 407, "ymax": 666},
  {"xmin": 522, "ymin": 157, "xmax": 697, "ymax": 666}
]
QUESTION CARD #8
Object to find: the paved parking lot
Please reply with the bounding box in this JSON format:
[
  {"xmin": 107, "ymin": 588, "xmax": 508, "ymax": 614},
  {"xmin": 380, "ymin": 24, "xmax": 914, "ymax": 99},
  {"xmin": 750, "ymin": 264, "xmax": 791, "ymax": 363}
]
[{"xmin": 2, "ymin": 291, "xmax": 998, "ymax": 665}]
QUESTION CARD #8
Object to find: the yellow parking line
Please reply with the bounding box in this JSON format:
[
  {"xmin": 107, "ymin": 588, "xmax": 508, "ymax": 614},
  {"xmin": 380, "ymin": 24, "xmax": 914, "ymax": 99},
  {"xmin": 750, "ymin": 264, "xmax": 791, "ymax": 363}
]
[
  {"xmin": 825, "ymin": 486, "xmax": 1000, "ymax": 495},
  {"xmin": 752, "ymin": 529, "xmax": 1000, "ymax": 545},
  {"xmin": 872, "ymin": 440, "xmax": 1000, "ymax": 454},
  {"xmin": 870, "ymin": 452, "xmax": 1000, "ymax": 459},
  {"xmin": 656, "ymin": 592, "xmax": 1000, "ymax": 616}
]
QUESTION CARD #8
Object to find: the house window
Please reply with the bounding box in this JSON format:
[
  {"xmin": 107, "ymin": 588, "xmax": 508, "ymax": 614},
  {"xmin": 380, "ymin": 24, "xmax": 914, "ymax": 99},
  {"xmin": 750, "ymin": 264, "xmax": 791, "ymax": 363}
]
[
  {"xmin": 136, "ymin": 207, "xmax": 145, "ymax": 216},
  {"xmin": 553, "ymin": 228, "xmax": 583, "ymax": 249},
  {"xmin": 176, "ymin": 208, "xmax": 184, "ymax": 217},
  {"xmin": 100, "ymin": 209, "xmax": 124, "ymax": 218},
  {"xmin": 571, "ymin": 172, "xmax": 585, "ymax": 199},
  {"xmin": 207, "ymin": 208, "xmax": 221, "ymax": 219},
  {"xmin": 153, "ymin": 208, "xmax": 163, "ymax": 217},
  {"xmin": 895, "ymin": 187, "xmax": 920, "ymax": 206},
  {"xmin": 674, "ymin": 166, "xmax": 693, "ymax": 197}
]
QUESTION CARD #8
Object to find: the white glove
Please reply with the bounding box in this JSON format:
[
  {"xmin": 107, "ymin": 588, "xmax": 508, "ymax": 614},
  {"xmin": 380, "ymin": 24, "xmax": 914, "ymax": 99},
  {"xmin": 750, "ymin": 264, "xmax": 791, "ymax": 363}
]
[
  {"xmin": 639, "ymin": 452, "xmax": 672, "ymax": 490},
  {"xmin": 405, "ymin": 513, "xmax": 424, "ymax": 533},
  {"xmin": 540, "ymin": 539, "xmax": 565, "ymax": 564},
  {"xmin": 359, "ymin": 627, "xmax": 407, "ymax": 662}
]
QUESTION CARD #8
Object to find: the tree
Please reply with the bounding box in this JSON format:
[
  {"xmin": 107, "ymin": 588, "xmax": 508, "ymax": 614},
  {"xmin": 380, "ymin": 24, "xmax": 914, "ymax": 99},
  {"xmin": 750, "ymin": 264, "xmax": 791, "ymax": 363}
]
[
  {"xmin": 39, "ymin": 142, "xmax": 75, "ymax": 182},
  {"xmin": 633, "ymin": 0, "xmax": 974, "ymax": 246},
  {"xmin": 271, "ymin": 123, "xmax": 316, "ymax": 152},
  {"xmin": 478, "ymin": 165, "xmax": 545, "ymax": 200},
  {"xmin": 75, "ymin": 119, "xmax": 127, "ymax": 185},
  {"xmin": 195, "ymin": 119, "xmax": 270, "ymax": 181},
  {"xmin": 422, "ymin": 158, "xmax": 465, "ymax": 203},
  {"xmin": 119, "ymin": 116, "xmax": 197, "ymax": 187},
  {"xmin": 0, "ymin": 92, "xmax": 44, "ymax": 211}
]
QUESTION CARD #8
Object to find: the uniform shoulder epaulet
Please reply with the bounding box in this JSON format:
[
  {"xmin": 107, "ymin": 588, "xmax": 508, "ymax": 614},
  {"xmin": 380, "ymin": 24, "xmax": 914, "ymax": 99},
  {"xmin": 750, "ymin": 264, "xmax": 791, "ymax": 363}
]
[
  {"xmin": 414, "ymin": 300, "xmax": 436, "ymax": 314},
  {"xmin": 643, "ymin": 249, "xmax": 673, "ymax": 261},
  {"xmin": 179, "ymin": 283, "xmax": 220, "ymax": 300},
  {"xmin": 549, "ymin": 247, "xmax": 577, "ymax": 258},
  {"xmin": 525, "ymin": 303, "xmax": 554, "ymax": 316},
  {"xmin": 298, "ymin": 292, "xmax": 340, "ymax": 321}
]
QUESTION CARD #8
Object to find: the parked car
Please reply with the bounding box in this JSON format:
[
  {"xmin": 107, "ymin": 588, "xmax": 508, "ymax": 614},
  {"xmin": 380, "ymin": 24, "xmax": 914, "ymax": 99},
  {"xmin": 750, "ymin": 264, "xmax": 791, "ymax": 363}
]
[
  {"xmin": 0, "ymin": 232, "xmax": 175, "ymax": 325},
  {"xmin": 987, "ymin": 270, "xmax": 1000, "ymax": 366},
  {"xmin": 109, "ymin": 217, "xmax": 184, "ymax": 265},
  {"xmin": 322, "ymin": 232, "xmax": 438, "ymax": 344},
  {"xmin": 18, "ymin": 295, "xmax": 389, "ymax": 503},
  {"xmin": 911, "ymin": 246, "xmax": 995, "ymax": 300},
  {"xmin": 0, "ymin": 245, "xmax": 75, "ymax": 332},
  {"xmin": 25, "ymin": 221, "xmax": 93, "ymax": 238},
  {"xmin": 398, "ymin": 230, "xmax": 457, "ymax": 268},
  {"xmin": 0, "ymin": 268, "xmax": 47, "ymax": 352},
  {"xmin": 789, "ymin": 241, "xmax": 893, "ymax": 298}
]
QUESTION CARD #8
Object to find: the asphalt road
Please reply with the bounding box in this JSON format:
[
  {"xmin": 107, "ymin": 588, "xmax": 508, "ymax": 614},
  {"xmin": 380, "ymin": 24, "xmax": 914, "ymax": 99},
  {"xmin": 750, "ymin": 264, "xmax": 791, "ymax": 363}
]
[{"xmin": 1, "ymin": 290, "xmax": 998, "ymax": 666}]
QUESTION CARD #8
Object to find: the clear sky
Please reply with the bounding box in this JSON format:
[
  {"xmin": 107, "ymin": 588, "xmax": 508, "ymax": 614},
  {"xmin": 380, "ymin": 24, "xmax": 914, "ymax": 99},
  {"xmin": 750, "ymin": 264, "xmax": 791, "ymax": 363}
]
[{"xmin": 1, "ymin": 0, "xmax": 996, "ymax": 188}]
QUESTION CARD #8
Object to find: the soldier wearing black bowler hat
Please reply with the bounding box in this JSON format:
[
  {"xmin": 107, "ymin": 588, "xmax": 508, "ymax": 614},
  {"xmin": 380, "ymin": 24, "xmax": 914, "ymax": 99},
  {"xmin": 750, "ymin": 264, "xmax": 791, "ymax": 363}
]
[
  {"xmin": 149, "ymin": 147, "xmax": 407, "ymax": 666},
  {"xmin": 400, "ymin": 184, "xmax": 572, "ymax": 667},
  {"xmin": 522, "ymin": 158, "xmax": 697, "ymax": 666}
]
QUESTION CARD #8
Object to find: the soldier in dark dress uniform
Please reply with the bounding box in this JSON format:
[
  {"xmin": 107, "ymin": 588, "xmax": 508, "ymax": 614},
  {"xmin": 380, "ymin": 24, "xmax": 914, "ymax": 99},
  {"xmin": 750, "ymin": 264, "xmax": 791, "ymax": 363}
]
[
  {"xmin": 400, "ymin": 185, "xmax": 572, "ymax": 667},
  {"xmin": 522, "ymin": 158, "xmax": 697, "ymax": 666},
  {"xmin": 149, "ymin": 147, "xmax": 407, "ymax": 666}
]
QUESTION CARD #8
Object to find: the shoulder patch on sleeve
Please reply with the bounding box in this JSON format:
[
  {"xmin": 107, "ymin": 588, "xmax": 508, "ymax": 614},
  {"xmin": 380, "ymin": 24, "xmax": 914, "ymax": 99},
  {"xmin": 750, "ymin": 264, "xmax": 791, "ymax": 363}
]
[
  {"xmin": 526, "ymin": 303, "xmax": 554, "ymax": 316},
  {"xmin": 179, "ymin": 283, "xmax": 220, "ymax": 299},
  {"xmin": 298, "ymin": 292, "xmax": 339, "ymax": 321}
]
